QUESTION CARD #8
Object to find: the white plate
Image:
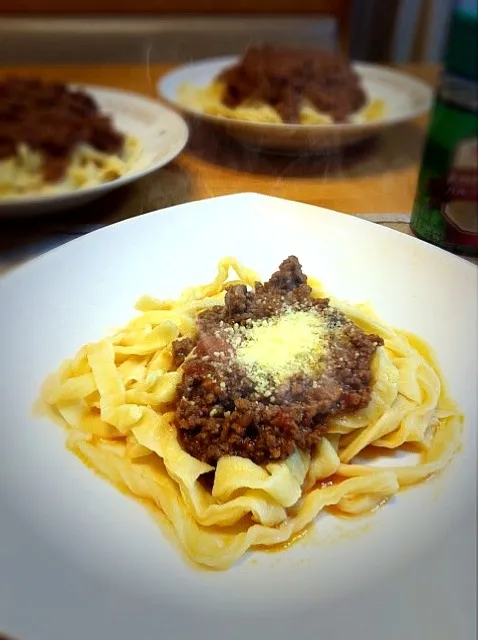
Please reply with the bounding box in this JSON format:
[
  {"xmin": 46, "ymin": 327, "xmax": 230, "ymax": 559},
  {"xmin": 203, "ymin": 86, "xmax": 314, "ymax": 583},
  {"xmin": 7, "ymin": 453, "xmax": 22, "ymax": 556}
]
[
  {"xmin": 0, "ymin": 85, "xmax": 189, "ymax": 218},
  {"xmin": 0, "ymin": 194, "xmax": 476, "ymax": 640},
  {"xmin": 159, "ymin": 56, "xmax": 433, "ymax": 153}
]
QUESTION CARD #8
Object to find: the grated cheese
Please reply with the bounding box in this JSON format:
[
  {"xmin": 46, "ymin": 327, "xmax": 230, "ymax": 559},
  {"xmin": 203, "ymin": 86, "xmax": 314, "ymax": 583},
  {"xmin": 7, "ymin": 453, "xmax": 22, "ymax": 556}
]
[{"xmin": 233, "ymin": 309, "xmax": 328, "ymax": 393}]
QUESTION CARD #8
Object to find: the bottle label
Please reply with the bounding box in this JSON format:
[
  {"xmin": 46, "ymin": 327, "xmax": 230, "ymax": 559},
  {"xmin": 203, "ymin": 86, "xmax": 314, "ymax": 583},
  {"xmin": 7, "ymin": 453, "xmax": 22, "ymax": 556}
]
[
  {"xmin": 443, "ymin": 137, "xmax": 478, "ymax": 235},
  {"xmin": 411, "ymin": 98, "xmax": 478, "ymax": 253}
]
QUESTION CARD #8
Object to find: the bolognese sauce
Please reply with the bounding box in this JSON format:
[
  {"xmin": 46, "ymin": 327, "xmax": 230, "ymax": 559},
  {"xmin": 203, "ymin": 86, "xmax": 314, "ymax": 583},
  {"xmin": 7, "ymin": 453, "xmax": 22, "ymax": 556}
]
[
  {"xmin": 174, "ymin": 256, "xmax": 383, "ymax": 466},
  {"xmin": 218, "ymin": 45, "xmax": 367, "ymax": 124}
]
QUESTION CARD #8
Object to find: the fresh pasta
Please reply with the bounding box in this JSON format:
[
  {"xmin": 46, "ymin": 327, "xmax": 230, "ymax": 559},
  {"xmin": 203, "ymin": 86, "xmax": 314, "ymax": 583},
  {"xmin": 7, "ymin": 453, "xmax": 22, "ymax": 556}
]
[
  {"xmin": 40, "ymin": 257, "xmax": 463, "ymax": 570},
  {"xmin": 178, "ymin": 81, "xmax": 386, "ymax": 125},
  {"xmin": 0, "ymin": 136, "xmax": 141, "ymax": 198}
]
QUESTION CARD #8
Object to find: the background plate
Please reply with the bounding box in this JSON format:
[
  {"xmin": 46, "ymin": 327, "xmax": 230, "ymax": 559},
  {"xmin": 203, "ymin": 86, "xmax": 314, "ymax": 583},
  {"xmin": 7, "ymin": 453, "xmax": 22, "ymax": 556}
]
[
  {"xmin": 159, "ymin": 57, "xmax": 432, "ymax": 153},
  {"xmin": 0, "ymin": 84, "xmax": 189, "ymax": 217}
]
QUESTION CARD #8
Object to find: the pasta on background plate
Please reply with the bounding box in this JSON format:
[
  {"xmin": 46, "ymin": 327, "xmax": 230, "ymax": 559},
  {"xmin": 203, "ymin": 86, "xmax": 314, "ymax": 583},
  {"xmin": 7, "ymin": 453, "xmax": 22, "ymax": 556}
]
[
  {"xmin": 178, "ymin": 81, "xmax": 385, "ymax": 126},
  {"xmin": 0, "ymin": 137, "xmax": 141, "ymax": 198},
  {"xmin": 40, "ymin": 257, "xmax": 462, "ymax": 570}
]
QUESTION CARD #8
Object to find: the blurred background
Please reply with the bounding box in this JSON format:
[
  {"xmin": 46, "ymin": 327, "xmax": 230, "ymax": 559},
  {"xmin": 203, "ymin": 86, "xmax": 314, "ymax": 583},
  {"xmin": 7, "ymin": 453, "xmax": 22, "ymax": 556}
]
[{"xmin": 0, "ymin": 0, "xmax": 454, "ymax": 66}]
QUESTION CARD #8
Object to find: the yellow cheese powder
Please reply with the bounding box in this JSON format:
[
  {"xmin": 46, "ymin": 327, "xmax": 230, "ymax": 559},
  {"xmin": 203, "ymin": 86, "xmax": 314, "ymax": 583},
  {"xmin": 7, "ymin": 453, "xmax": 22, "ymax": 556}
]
[{"xmin": 234, "ymin": 309, "xmax": 328, "ymax": 393}]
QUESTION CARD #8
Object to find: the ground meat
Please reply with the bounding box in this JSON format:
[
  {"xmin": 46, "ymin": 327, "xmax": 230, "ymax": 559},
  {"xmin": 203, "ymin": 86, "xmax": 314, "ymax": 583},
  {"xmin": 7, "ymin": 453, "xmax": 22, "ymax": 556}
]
[
  {"xmin": 219, "ymin": 45, "xmax": 366, "ymax": 124},
  {"xmin": 175, "ymin": 256, "xmax": 383, "ymax": 466},
  {"xmin": 0, "ymin": 76, "xmax": 125, "ymax": 182},
  {"xmin": 172, "ymin": 337, "xmax": 197, "ymax": 368}
]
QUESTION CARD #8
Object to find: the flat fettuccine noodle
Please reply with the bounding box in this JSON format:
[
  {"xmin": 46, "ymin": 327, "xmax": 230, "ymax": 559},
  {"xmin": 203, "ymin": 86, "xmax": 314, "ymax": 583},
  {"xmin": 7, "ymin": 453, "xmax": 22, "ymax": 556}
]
[
  {"xmin": 177, "ymin": 81, "xmax": 386, "ymax": 126},
  {"xmin": 0, "ymin": 136, "xmax": 141, "ymax": 198},
  {"xmin": 40, "ymin": 257, "xmax": 463, "ymax": 570}
]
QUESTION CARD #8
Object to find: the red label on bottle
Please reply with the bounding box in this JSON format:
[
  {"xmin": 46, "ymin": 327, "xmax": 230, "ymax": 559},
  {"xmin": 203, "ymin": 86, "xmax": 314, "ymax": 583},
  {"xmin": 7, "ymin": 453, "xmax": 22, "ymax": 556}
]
[{"xmin": 442, "ymin": 137, "xmax": 478, "ymax": 245}]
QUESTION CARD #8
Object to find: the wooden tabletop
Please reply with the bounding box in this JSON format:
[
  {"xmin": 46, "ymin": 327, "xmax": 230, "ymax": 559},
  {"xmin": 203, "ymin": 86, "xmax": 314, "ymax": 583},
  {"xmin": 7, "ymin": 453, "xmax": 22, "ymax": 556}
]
[{"xmin": 0, "ymin": 62, "xmax": 442, "ymax": 272}]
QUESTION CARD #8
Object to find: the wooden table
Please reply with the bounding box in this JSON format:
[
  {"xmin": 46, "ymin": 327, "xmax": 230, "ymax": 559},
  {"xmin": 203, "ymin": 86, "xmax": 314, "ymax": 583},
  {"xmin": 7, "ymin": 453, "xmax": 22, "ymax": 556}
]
[{"xmin": 0, "ymin": 63, "xmax": 443, "ymax": 272}]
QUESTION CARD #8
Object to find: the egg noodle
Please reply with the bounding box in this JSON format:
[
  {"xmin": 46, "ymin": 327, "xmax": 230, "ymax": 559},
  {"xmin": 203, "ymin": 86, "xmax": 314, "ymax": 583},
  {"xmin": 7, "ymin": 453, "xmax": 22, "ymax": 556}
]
[
  {"xmin": 178, "ymin": 81, "xmax": 386, "ymax": 125},
  {"xmin": 0, "ymin": 136, "xmax": 141, "ymax": 198},
  {"xmin": 40, "ymin": 258, "xmax": 463, "ymax": 570}
]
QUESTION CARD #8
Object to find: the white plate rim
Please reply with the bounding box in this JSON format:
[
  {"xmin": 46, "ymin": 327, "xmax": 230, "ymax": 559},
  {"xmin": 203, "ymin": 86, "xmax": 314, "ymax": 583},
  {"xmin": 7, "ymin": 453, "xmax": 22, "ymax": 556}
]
[{"xmin": 3, "ymin": 192, "xmax": 475, "ymax": 278}]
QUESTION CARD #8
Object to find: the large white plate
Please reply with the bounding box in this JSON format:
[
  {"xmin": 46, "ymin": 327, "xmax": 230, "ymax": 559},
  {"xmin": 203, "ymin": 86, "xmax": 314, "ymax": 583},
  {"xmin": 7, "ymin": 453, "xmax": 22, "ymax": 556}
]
[
  {"xmin": 159, "ymin": 56, "xmax": 433, "ymax": 153},
  {"xmin": 0, "ymin": 194, "xmax": 476, "ymax": 640},
  {"xmin": 0, "ymin": 85, "xmax": 189, "ymax": 218}
]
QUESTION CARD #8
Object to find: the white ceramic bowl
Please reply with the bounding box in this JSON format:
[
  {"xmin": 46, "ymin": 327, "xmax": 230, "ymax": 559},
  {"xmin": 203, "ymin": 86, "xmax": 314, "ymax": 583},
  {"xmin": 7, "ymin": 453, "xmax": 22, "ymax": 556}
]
[
  {"xmin": 0, "ymin": 85, "xmax": 189, "ymax": 218},
  {"xmin": 159, "ymin": 56, "xmax": 433, "ymax": 154},
  {"xmin": 0, "ymin": 193, "xmax": 476, "ymax": 640}
]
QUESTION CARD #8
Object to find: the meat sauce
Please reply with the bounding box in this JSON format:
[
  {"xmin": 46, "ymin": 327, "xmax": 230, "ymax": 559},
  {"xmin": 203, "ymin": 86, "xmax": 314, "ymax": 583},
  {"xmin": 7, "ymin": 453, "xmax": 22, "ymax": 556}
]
[
  {"xmin": 218, "ymin": 45, "xmax": 366, "ymax": 124},
  {"xmin": 174, "ymin": 257, "xmax": 383, "ymax": 466}
]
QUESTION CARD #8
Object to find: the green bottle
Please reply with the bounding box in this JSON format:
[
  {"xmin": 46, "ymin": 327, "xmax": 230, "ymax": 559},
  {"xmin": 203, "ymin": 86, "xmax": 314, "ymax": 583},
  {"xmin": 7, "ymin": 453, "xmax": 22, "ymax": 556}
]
[{"xmin": 411, "ymin": 0, "xmax": 478, "ymax": 256}]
